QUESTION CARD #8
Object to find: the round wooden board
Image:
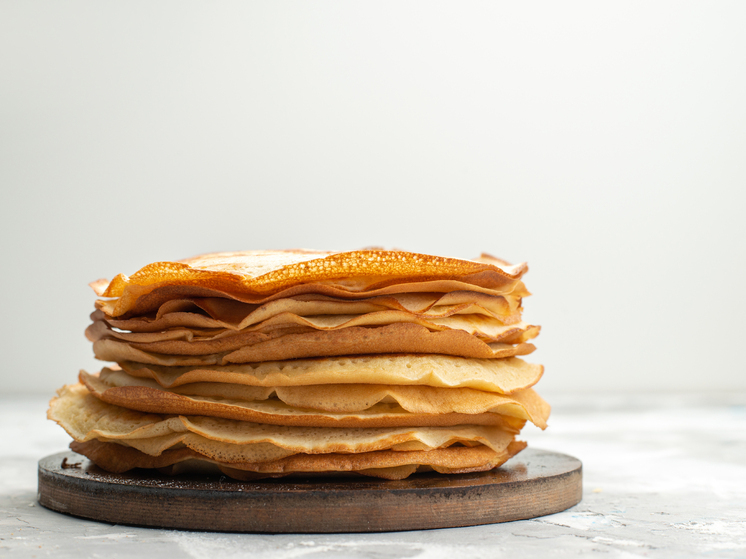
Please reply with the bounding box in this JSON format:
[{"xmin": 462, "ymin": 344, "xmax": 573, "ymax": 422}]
[{"xmin": 38, "ymin": 448, "xmax": 582, "ymax": 533}]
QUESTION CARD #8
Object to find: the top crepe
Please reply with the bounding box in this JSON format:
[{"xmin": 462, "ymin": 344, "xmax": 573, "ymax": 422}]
[{"xmin": 93, "ymin": 250, "xmax": 529, "ymax": 318}]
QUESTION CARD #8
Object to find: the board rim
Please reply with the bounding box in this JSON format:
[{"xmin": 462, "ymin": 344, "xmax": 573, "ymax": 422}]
[{"xmin": 38, "ymin": 448, "xmax": 582, "ymax": 533}]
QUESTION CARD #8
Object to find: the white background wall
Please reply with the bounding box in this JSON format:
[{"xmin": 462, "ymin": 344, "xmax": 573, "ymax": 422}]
[{"xmin": 1, "ymin": 1, "xmax": 745, "ymax": 395}]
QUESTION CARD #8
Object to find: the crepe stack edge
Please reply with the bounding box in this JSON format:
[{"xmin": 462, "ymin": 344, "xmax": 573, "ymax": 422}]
[{"xmin": 49, "ymin": 249, "xmax": 549, "ymax": 480}]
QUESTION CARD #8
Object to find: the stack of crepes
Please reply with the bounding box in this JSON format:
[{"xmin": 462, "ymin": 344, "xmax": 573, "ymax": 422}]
[{"xmin": 48, "ymin": 249, "xmax": 549, "ymax": 480}]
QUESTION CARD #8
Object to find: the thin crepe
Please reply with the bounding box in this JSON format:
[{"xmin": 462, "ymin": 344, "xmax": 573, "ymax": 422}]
[
  {"xmin": 87, "ymin": 313, "xmax": 540, "ymax": 347},
  {"xmin": 96, "ymin": 291, "xmax": 524, "ymax": 333},
  {"xmin": 50, "ymin": 384, "xmax": 519, "ymax": 463},
  {"xmin": 115, "ymin": 354, "xmax": 544, "ymax": 394},
  {"xmin": 92, "ymin": 323, "xmax": 537, "ymax": 363},
  {"xmin": 80, "ymin": 369, "xmax": 549, "ymax": 429},
  {"xmin": 70, "ymin": 438, "xmax": 526, "ymax": 480},
  {"xmin": 95, "ymin": 250, "xmax": 530, "ymax": 317}
]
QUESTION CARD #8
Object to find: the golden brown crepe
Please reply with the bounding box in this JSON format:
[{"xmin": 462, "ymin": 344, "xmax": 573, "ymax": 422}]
[{"xmin": 94, "ymin": 250, "xmax": 530, "ymax": 318}]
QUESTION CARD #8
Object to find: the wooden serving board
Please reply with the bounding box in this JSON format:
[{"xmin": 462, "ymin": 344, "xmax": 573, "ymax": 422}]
[{"xmin": 38, "ymin": 448, "xmax": 582, "ymax": 533}]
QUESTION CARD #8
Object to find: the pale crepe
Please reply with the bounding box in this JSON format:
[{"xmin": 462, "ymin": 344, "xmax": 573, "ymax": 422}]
[{"xmin": 115, "ymin": 355, "xmax": 544, "ymax": 394}]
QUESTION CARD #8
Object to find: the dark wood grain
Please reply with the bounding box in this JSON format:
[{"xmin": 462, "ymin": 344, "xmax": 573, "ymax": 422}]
[{"xmin": 38, "ymin": 448, "xmax": 582, "ymax": 533}]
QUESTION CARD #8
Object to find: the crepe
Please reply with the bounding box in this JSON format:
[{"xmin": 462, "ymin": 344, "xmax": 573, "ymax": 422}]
[
  {"xmin": 97, "ymin": 291, "xmax": 526, "ymax": 333},
  {"xmin": 50, "ymin": 248, "xmax": 547, "ymax": 480},
  {"xmin": 50, "ymin": 383, "xmax": 525, "ymax": 480},
  {"xmin": 79, "ymin": 369, "xmax": 549, "ymax": 429},
  {"xmin": 70, "ymin": 439, "xmax": 526, "ymax": 480},
  {"xmin": 114, "ymin": 355, "xmax": 544, "ymax": 393},
  {"xmin": 87, "ymin": 312, "xmax": 538, "ymax": 345},
  {"xmin": 91, "ymin": 323, "xmax": 537, "ymax": 364},
  {"xmin": 94, "ymin": 250, "xmax": 530, "ymax": 318}
]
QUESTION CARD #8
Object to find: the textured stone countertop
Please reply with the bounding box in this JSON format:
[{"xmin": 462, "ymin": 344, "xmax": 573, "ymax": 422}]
[{"xmin": 2, "ymin": 393, "xmax": 745, "ymax": 558}]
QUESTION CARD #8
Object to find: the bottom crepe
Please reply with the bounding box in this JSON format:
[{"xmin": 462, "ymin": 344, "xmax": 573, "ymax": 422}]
[
  {"xmin": 49, "ymin": 383, "xmax": 526, "ymax": 480},
  {"xmin": 71, "ymin": 438, "xmax": 527, "ymax": 480}
]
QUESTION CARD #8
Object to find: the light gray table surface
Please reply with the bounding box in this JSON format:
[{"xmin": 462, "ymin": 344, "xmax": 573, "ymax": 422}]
[{"xmin": 1, "ymin": 392, "xmax": 744, "ymax": 558}]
